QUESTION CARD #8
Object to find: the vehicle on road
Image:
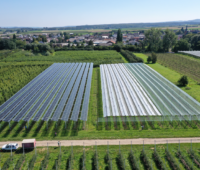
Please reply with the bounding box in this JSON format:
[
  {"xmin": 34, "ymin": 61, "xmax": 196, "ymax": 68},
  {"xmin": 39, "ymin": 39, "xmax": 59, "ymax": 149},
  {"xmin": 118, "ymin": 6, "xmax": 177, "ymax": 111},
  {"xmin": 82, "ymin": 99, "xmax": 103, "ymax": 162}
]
[
  {"xmin": 22, "ymin": 139, "xmax": 36, "ymax": 150},
  {"xmin": 1, "ymin": 143, "xmax": 19, "ymax": 151}
]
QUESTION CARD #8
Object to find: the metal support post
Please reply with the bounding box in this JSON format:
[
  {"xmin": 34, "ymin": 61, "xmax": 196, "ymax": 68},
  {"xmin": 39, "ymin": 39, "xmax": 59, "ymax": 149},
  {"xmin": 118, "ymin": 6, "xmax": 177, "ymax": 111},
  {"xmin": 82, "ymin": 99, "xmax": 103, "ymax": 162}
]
[
  {"xmin": 167, "ymin": 140, "xmax": 168, "ymax": 151},
  {"xmin": 143, "ymin": 140, "xmax": 144, "ymax": 151},
  {"xmin": 179, "ymin": 140, "xmax": 180, "ymax": 151},
  {"xmin": 47, "ymin": 143, "xmax": 49, "ymax": 155},
  {"xmin": 60, "ymin": 142, "xmax": 61, "ymax": 154},
  {"xmin": 131, "ymin": 141, "xmax": 132, "ymax": 152},
  {"xmin": 191, "ymin": 139, "xmax": 192, "ymax": 151},
  {"xmin": 155, "ymin": 140, "xmax": 156, "ymax": 152},
  {"xmin": 11, "ymin": 145, "xmax": 12, "ymax": 157}
]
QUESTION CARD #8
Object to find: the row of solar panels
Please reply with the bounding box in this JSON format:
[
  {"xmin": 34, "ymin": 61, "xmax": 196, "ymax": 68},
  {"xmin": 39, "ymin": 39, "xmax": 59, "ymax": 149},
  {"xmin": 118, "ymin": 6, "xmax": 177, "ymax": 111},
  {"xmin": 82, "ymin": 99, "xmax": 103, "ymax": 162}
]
[
  {"xmin": 179, "ymin": 51, "xmax": 200, "ymax": 57},
  {"xmin": 125, "ymin": 63, "xmax": 200, "ymax": 116},
  {"xmin": 0, "ymin": 63, "xmax": 93, "ymax": 122},
  {"xmin": 100, "ymin": 64, "xmax": 161, "ymax": 117}
]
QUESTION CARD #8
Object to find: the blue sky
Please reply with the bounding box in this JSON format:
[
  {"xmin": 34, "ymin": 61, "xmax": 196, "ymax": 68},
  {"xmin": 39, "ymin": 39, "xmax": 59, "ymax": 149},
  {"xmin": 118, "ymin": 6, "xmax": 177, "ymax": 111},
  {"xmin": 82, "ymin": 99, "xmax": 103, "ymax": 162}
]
[{"xmin": 1, "ymin": 0, "xmax": 200, "ymax": 27}]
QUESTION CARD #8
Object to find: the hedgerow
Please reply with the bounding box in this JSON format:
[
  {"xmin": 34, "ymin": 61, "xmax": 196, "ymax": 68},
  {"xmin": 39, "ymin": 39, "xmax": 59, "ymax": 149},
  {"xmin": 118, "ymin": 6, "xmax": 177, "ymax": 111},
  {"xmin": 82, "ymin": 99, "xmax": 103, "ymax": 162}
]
[
  {"xmin": 153, "ymin": 150, "xmax": 167, "ymax": 170},
  {"xmin": 15, "ymin": 155, "xmax": 25, "ymax": 170},
  {"xmin": 120, "ymin": 50, "xmax": 143, "ymax": 63},
  {"xmin": 128, "ymin": 150, "xmax": 139, "ymax": 170},
  {"xmin": 141, "ymin": 149, "xmax": 153, "ymax": 170},
  {"xmin": 165, "ymin": 149, "xmax": 181, "ymax": 170}
]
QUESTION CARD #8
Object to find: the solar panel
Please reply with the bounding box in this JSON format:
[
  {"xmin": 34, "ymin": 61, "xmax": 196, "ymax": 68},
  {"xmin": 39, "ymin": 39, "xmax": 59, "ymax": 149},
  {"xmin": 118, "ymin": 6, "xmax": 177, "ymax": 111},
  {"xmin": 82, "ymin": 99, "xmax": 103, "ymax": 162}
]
[
  {"xmin": 13, "ymin": 64, "xmax": 68, "ymax": 122},
  {"xmin": 0, "ymin": 63, "xmax": 57, "ymax": 113},
  {"xmin": 70, "ymin": 63, "xmax": 90, "ymax": 121},
  {"xmin": 42, "ymin": 63, "xmax": 78, "ymax": 121},
  {"xmin": 1, "ymin": 64, "xmax": 64, "ymax": 121},
  {"xmin": 61, "ymin": 63, "xmax": 86, "ymax": 121},
  {"xmin": 32, "ymin": 63, "xmax": 75, "ymax": 121},
  {"xmin": 80, "ymin": 63, "xmax": 93, "ymax": 121},
  {"xmin": 23, "ymin": 64, "xmax": 70, "ymax": 122},
  {"xmin": 51, "ymin": 63, "xmax": 83, "ymax": 121}
]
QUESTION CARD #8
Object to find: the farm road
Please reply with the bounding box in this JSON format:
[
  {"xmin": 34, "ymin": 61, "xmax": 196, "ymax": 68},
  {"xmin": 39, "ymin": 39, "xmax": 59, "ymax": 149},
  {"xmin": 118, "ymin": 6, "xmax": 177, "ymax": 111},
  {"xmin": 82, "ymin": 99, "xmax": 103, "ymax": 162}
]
[{"xmin": 1, "ymin": 137, "xmax": 200, "ymax": 147}]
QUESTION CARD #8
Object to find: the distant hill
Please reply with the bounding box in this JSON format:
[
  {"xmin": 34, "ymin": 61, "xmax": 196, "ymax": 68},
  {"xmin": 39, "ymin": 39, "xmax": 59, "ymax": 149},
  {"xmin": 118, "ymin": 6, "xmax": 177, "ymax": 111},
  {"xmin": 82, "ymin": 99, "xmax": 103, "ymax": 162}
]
[
  {"xmin": 2, "ymin": 19, "xmax": 200, "ymax": 30},
  {"xmin": 53, "ymin": 19, "xmax": 200, "ymax": 30}
]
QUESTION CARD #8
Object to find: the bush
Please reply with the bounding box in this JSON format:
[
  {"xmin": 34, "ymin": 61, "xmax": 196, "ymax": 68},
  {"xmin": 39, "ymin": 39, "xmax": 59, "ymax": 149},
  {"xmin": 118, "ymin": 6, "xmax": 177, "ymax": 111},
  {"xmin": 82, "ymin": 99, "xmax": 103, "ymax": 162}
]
[
  {"xmin": 154, "ymin": 150, "xmax": 167, "ymax": 170},
  {"xmin": 178, "ymin": 75, "xmax": 188, "ymax": 86},
  {"xmin": 2, "ymin": 156, "xmax": 12, "ymax": 170},
  {"xmin": 15, "ymin": 155, "xmax": 25, "ymax": 170},
  {"xmin": 40, "ymin": 153, "xmax": 49, "ymax": 170},
  {"xmin": 45, "ymin": 51, "xmax": 51, "ymax": 56},
  {"xmin": 29, "ymin": 154, "xmax": 37, "ymax": 170},
  {"xmin": 151, "ymin": 52, "xmax": 157, "ymax": 63},
  {"xmin": 147, "ymin": 56, "xmax": 152, "ymax": 63},
  {"xmin": 141, "ymin": 150, "xmax": 153, "ymax": 170},
  {"xmin": 120, "ymin": 50, "xmax": 143, "ymax": 63},
  {"xmin": 177, "ymin": 150, "xmax": 195, "ymax": 170},
  {"xmin": 166, "ymin": 149, "xmax": 180, "ymax": 170},
  {"xmin": 128, "ymin": 150, "xmax": 139, "ymax": 170},
  {"xmin": 116, "ymin": 152, "xmax": 126, "ymax": 170}
]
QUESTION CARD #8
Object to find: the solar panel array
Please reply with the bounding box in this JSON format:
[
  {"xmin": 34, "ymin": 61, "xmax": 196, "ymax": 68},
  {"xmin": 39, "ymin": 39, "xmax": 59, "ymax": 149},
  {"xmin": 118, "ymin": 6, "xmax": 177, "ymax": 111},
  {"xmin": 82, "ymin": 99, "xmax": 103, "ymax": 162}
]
[
  {"xmin": 100, "ymin": 63, "xmax": 200, "ymax": 117},
  {"xmin": 125, "ymin": 63, "xmax": 200, "ymax": 116},
  {"xmin": 0, "ymin": 63, "xmax": 93, "ymax": 122},
  {"xmin": 179, "ymin": 51, "xmax": 200, "ymax": 58},
  {"xmin": 100, "ymin": 64, "xmax": 161, "ymax": 117}
]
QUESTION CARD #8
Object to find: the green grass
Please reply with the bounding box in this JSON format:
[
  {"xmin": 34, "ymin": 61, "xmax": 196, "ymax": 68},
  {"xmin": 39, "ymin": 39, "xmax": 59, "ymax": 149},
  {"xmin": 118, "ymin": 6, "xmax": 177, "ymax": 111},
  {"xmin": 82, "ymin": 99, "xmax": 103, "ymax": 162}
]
[
  {"xmin": 2, "ymin": 50, "xmax": 124, "ymax": 66},
  {"xmin": 134, "ymin": 53, "xmax": 200, "ymax": 102},
  {"xmin": 1, "ymin": 143, "xmax": 200, "ymax": 170}
]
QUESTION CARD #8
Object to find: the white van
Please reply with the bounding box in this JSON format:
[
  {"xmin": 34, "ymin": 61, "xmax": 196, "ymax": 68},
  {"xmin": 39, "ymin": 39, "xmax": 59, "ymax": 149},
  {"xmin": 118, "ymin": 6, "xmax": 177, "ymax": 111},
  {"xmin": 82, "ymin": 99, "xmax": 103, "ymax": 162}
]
[{"xmin": 2, "ymin": 143, "xmax": 19, "ymax": 151}]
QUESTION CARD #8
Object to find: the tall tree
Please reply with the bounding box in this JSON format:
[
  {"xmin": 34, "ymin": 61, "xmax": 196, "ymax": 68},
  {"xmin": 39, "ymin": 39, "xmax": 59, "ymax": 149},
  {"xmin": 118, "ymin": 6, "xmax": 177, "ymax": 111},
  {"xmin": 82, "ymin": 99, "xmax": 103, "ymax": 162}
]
[
  {"xmin": 116, "ymin": 29, "xmax": 122, "ymax": 43},
  {"xmin": 162, "ymin": 29, "xmax": 177, "ymax": 52},
  {"xmin": 88, "ymin": 40, "xmax": 93, "ymax": 46},
  {"xmin": 173, "ymin": 39, "xmax": 191, "ymax": 52},
  {"xmin": 191, "ymin": 35, "xmax": 200, "ymax": 50},
  {"xmin": 13, "ymin": 34, "xmax": 16, "ymax": 42},
  {"xmin": 145, "ymin": 28, "xmax": 162, "ymax": 52}
]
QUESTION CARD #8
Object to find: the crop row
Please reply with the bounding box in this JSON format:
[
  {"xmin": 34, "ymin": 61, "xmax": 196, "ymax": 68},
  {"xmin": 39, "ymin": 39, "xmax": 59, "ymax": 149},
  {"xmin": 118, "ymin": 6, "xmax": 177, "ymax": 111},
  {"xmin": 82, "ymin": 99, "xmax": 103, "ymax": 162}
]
[
  {"xmin": 149, "ymin": 53, "xmax": 200, "ymax": 82},
  {"xmin": 2, "ymin": 50, "xmax": 125, "ymax": 66},
  {"xmin": 1, "ymin": 146, "xmax": 200, "ymax": 170}
]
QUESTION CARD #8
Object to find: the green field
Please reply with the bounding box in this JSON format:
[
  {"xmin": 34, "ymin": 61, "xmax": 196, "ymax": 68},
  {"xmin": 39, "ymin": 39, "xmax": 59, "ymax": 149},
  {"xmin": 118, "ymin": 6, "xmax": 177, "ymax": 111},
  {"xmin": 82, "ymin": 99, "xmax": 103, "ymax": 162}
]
[
  {"xmin": 1, "ymin": 143, "xmax": 200, "ymax": 170},
  {"xmin": 0, "ymin": 51, "xmax": 200, "ymax": 141},
  {"xmin": 2, "ymin": 50, "xmax": 124, "ymax": 66}
]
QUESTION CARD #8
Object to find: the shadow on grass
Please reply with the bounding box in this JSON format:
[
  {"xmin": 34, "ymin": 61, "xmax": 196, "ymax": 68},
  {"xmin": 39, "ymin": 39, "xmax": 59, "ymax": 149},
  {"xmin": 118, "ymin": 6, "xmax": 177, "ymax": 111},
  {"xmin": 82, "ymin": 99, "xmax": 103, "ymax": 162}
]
[
  {"xmin": 22, "ymin": 121, "xmax": 35, "ymax": 137},
  {"xmin": 79, "ymin": 155, "xmax": 83, "ymax": 170},
  {"xmin": 41, "ymin": 121, "xmax": 53, "ymax": 137},
  {"xmin": 15, "ymin": 148, "xmax": 34, "ymax": 154},
  {"xmin": 32, "ymin": 120, "xmax": 44, "ymax": 137},
  {"xmin": 12, "ymin": 121, "xmax": 27, "ymax": 137},
  {"xmin": 2, "ymin": 122, "xmax": 17, "ymax": 137},
  {"xmin": 0, "ymin": 122, "xmax": 8, "ymax": 133},
  {"xmin": 61, "ymin": 121, "xmax": 71, "ymax": 137}
]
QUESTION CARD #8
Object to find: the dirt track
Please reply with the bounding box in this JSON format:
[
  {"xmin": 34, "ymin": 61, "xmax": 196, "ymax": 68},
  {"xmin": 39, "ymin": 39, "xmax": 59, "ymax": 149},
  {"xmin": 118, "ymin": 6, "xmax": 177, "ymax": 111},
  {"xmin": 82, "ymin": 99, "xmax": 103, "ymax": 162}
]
[{"xmin": 1, "ymin": 137, "xmax": 200, "ymax": 147}]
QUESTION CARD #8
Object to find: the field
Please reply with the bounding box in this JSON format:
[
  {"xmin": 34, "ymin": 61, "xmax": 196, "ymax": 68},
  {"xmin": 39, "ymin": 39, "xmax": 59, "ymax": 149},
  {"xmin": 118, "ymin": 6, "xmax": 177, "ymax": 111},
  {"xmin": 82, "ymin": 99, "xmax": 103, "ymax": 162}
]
[
  {"xmin": 136, "ymin": 53, "xmax": 200, "ymax": 102},
  {"xmin": 0, "ymin": 51, "xmax": 200, "ymax": 141},
  {"xmin": 0, "ymin": 63, "xmax": 93, "ymax": 124},
  {"xmin": 2, "ymin": 50, "xmax": 124, "ymax": 66},
  {"xmin": 1, "ymin": 142, "xmax": 200, "ymax": 169},
  {"xmin": 0, "ymin": 64, "xmax": 49, "ymax": 105},
  {"xmin": 146, "ymin": 53, "xmax": 200, "ymax": 83}
]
